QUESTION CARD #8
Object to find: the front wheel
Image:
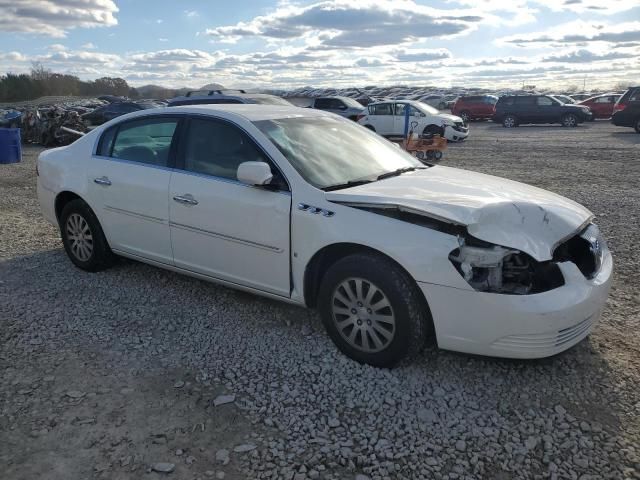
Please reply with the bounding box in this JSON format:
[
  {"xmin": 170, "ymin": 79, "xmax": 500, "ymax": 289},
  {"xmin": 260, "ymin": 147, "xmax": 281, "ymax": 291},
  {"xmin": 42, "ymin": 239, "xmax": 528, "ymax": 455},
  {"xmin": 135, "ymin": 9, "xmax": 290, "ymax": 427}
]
[
  {"xmin": 562, "ymin": 114, "xmax": 578, "ymax": 127},
  {"xmin": 318, "ymin": 253, "xmax": 429, "ymax": 367},
  {"xmin": 422, "ymin": 125, "xmax": 444, "ymax": 138},
  {"xmin": 635, "ymin": 118, "xmax": 640, "ymax": 133},
  {"xmin": 459, "ymin": 111, "xmax": 471, "ymax": 123},
  {"xmin": 60, "ymin": 199, "xmax": 115, "ymax": 272}
]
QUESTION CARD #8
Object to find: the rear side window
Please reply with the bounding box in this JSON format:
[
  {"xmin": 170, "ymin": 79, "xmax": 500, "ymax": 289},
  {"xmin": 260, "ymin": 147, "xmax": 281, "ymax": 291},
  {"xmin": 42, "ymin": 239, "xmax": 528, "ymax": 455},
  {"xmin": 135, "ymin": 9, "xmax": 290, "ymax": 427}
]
[
  {"xmin": 628, "ymin": 89, "xmax": 640, "ymax": 102},
  {"xmin": 515, "ymin": 97, "xmax": 536, "ymax": 106},
  {"xmin": 537, "ymin": 96, "xmax": 553, "ymax": 106},
  {"xmin": 99, "ymin": 118, "xmax": 179, "ymax": 167},
  {"xmin": 463, "ymin": 96, "xmax": 481, "ymax": 103},
  {"xmin": 370, "ymin": 103, "xmax": 393, "ymax": 115},
  {"xmin": 498, "ymin": 97, "xmax": 515, "ymax": 106}
]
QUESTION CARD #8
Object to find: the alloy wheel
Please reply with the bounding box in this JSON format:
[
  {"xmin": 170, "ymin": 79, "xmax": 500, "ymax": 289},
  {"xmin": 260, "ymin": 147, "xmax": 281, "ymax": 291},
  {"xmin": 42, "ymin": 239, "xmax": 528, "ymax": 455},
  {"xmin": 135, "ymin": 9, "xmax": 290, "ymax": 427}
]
[
  {"xmin": 331, "ymin": 277, "xmax": 396, "ymax": 353},
  {"xmin": 503, "ymin": 116, "xmax": 516, "ymax": 128},
  {"xmin": 66, "ymin": 213, "xmax": 94, "ymax": 261},
  {"xmin": 563, "ymin": 115, "xmax": 577, "ymax": 127}
]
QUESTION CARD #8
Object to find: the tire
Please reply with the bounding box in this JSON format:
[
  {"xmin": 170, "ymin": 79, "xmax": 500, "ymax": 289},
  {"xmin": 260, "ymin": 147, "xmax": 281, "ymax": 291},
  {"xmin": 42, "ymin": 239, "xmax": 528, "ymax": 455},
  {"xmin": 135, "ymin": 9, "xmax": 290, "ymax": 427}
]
[
  {"xmin": 318, "ymin": 253, "xmax": 429, "ymax": 367},
  {"xmin": 422, "ymin": 125, "xmax": 444, "ymax": 138},
  {"xmin": 460, "ymin": 111, "xmax": 471, "ymax": 123},
  {"xmin": 60, "ymin": 199, "xmax": 115, "ymax": 272},
  {"xmin": 433, "ymin": 151, "xmax": 443, "ymax": 161},
  {"xmin": 502, "ymin": 115, "xmax": 517, "ymax": 128},
  {"xmin": 635, "ymin": 118, "xmax": 640, "ymax": 134},
  {"xmin": 562, "ymin": 114, "xmax": 578, "ymax": 127}
]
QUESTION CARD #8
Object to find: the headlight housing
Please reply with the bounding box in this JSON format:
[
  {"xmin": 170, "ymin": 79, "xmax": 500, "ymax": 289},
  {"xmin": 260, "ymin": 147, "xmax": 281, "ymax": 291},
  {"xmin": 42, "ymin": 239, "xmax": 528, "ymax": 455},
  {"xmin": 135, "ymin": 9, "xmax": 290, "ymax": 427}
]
[{"xmin": 449, "ymin": 239, "xmax": 564, "ymax": 295}]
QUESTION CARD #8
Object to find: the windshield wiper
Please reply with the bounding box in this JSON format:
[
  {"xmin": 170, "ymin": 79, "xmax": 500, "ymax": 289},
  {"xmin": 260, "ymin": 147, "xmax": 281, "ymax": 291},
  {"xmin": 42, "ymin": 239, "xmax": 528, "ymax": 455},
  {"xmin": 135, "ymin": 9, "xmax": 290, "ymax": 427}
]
[
  {"xmin": 376, "ymin": 166, "xmax": 420, "ymax": 181},
  {"xmin": 322, "ymin": 179, "xmax": 375, "ymax": 191}
]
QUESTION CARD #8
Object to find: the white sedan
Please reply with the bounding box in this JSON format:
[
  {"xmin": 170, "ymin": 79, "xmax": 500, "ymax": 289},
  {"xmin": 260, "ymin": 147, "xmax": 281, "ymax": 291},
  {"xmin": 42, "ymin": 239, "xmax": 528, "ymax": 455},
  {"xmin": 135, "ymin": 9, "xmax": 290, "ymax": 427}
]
[
  {"xmin": 357, "ymin": 100, "xmax": 469, "ymax": 142},
  {"xmin": 37, "ymin": 104, "xmax": 612, "ymax": 367}
]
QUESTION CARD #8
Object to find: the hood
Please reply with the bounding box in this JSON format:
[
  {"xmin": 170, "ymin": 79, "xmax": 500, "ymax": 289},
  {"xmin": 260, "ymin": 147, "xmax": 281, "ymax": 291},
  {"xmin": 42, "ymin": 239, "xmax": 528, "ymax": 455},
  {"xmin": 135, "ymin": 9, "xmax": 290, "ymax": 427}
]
[
  {"xmin": 325, "ymin": 166, "xmax": 592, "ymax": 261},
  {"xmin": 436, "ymin": 113, "xmax": 463, "ymax": 124}
]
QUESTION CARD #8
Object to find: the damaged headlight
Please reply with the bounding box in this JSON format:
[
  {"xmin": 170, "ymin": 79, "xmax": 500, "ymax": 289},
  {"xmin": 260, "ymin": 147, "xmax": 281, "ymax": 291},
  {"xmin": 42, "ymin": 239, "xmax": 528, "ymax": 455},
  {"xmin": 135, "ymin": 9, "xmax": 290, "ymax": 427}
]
[
  {"xmin": 553, "ymin": 223, "xmax": 607, "ymax": 279},
  {"xmin": 449, "ymin": 239, "xmax": 564, "ymax": 295}
]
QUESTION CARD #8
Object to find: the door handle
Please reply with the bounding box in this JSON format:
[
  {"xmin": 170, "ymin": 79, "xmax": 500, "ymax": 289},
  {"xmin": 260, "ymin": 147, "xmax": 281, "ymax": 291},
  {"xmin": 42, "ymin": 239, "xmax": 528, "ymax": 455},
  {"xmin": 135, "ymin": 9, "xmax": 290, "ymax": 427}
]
[
  {"xmin": 94, "ymin": 176, "xmax": 111, "ymax": 186},
  {"xmin": 173, "ymin": 194, "xmax": 198, "ymax": 206}
]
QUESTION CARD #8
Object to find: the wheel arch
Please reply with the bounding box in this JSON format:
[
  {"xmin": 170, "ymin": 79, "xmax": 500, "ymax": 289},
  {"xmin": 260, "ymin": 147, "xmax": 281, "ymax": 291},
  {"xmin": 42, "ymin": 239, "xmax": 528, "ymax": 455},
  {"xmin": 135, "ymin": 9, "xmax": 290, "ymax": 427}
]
[
  {"xmin": 54, "ymin": 190, "xmax": 85, "ymax": 222},
  {"xmin": 303, "ymin": 243, "xmax": 433, "ymax": 331}
]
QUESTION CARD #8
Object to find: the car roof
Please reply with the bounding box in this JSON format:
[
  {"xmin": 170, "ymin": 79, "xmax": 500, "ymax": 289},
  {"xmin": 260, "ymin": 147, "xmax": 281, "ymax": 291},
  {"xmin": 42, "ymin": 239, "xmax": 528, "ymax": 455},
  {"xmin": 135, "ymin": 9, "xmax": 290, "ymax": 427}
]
[{"xmin": 151, "ymin": 104, "xmax": 333, "ymax": 122}]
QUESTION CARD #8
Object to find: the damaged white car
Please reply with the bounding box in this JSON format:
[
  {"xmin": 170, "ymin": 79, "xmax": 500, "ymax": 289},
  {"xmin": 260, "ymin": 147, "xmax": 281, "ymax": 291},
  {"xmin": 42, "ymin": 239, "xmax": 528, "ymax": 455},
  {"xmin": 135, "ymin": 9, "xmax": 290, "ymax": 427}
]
[{"xmin": 37, "ymin": 105, "xmax": 612, "ymax": 367}]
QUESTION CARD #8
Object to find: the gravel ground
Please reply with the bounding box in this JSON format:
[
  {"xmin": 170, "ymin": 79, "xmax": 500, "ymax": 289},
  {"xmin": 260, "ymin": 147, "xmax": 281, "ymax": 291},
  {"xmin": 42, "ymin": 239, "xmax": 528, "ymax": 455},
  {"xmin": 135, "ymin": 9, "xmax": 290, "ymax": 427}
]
[{"xmin": 1, "ymin": 120, "xmax": 639, "ymax": 480}]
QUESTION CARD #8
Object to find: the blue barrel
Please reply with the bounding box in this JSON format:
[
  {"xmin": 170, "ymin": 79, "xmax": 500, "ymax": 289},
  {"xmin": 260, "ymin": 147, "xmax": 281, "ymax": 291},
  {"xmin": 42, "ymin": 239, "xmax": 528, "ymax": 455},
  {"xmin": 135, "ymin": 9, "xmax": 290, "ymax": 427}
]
[{"xmin": 0, "ymin": 128, "xmax": 22, "ymax": 164}]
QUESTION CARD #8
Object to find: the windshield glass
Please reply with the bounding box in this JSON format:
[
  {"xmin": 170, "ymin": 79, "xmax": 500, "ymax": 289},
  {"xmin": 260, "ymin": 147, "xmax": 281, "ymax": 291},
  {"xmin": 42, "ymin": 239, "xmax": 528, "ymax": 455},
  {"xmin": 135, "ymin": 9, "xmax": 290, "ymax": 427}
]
[
  {"xmin": 340, "ymin": 97, "xmax": 364, "ymax": 109},
  {"xmin": 414, "ymin": 102, "xmax": 439, "ymax": 114},
  {"xmin": 249, "ymin": 96, "xmax": 292, "ymax": 106},
  {"xmin": 254, "ymin": 116, "xmax": 423, "ymax": 190}
]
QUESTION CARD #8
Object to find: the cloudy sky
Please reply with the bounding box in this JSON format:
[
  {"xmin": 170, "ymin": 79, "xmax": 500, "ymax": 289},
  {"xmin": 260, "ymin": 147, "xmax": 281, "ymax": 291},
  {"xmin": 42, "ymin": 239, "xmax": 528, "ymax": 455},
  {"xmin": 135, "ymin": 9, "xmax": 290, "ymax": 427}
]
[{"xmin": 0, "ymin": 0, "xmax": 639, "ymax": 89}]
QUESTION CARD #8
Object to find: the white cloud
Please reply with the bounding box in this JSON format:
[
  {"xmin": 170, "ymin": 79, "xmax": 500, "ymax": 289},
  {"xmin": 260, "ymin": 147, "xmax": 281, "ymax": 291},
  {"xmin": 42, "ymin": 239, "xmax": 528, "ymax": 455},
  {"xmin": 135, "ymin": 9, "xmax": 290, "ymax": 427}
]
[
  {"xmin": 206, "ymin": 0, "xmax": 484, "ymax": 47},
  {"xmin": 184, "ymin": 10, "xmax": 199, "ymax": 18},
  {"xmin": 499, "ymin": 21, "xmax": 640, "ymax": 46},
  {"xmin": 81, "ymin": 42, "xmax": 97, "ymax": 50},
  {"xmin": 0, "ymin": 0, "xmax": 118, "ymax": 38}
]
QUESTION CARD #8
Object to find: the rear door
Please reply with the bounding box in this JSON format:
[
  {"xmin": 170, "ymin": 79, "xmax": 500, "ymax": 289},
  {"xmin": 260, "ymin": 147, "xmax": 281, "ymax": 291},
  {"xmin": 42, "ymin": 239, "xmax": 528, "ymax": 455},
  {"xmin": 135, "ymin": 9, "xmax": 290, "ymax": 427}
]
[
  {"xmin": 514, "ymin": 96, "xmax": 536, "ymax": 122},
  {"xmin": 86, "ymin": 115, "xmax": 181, "ymax": 264},
  {"xmin": 168, "ymin": 116, "xmax": 292, "ymax": 296},
  {"xmin": 368, "ymin": 103, "xmax": 395, "ymax": 135}
]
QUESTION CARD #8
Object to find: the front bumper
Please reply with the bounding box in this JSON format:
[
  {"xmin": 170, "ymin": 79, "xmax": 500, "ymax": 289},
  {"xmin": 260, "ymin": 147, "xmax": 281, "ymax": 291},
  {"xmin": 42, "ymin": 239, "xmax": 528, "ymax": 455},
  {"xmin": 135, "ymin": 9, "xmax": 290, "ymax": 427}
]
[
  {"xmin": 419, "ymin": 250, "xmax": 613, "ymax": 359},
  {"xmin": 443, "ymin": 124, "xmax": 469, "ymax": 142}
]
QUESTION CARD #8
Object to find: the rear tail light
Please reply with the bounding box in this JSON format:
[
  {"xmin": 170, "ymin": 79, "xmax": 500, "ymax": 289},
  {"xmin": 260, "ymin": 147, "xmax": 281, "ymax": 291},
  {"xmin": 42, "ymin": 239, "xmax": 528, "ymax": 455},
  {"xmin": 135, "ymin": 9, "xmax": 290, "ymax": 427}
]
[{"xmin": 613, "ymin": 102, "xmax": 627, "ymax": 113}]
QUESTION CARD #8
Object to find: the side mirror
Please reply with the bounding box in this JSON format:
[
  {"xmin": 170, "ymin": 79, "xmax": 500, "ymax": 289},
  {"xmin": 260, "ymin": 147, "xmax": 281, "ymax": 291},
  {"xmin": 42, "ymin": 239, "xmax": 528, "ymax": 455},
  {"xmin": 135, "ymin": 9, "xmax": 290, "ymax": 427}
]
[{"xmin": 237, "ymin": 161, "xmax": 273, "ymax": 186}]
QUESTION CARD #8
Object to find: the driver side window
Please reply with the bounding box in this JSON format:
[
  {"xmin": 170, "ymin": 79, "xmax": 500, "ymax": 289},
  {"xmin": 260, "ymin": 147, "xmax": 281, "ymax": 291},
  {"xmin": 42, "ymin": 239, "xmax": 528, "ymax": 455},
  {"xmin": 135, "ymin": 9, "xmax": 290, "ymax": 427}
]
[
  {"xmin": 537, "ymin": 96, "xmax": 553, "ymax": 106},
  {"xmin": 181, "ymin": 118, "xmax": 288, "ymax": 190}
]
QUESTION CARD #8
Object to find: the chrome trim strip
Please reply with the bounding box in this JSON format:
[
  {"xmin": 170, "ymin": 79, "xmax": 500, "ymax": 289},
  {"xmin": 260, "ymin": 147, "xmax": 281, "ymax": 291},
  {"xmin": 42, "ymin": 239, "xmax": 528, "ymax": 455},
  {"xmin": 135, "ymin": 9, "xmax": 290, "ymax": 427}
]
[
  {"xmin": 169, "ymin": 221, "xmax": 283, "ymax": 253},
  {"xmin": 111, "ymin": 249, "xmax": 297, "ymax": 303},
  {"xmin": 104, "ymin": 205, "xmax": 166, "ymax": 224}
]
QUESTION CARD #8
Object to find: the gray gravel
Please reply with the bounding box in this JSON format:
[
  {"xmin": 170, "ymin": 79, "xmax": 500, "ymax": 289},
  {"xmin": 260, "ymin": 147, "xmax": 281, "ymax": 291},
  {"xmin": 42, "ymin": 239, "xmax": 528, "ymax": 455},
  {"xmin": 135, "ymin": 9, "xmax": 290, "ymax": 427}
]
[{"xmin": 1, "ymin": 121, "xmax": 639, "ymax": 480}]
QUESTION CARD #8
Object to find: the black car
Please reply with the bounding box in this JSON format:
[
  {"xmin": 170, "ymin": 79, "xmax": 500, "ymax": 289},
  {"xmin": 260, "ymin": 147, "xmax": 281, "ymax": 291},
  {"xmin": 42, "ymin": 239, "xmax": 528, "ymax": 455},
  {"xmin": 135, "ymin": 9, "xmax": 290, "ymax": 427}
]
[
  {"xmin": 82, "ymin": 102, "xmax": 152, "ymax": 126},
  {"xmin": 611, "ymin": 86, "xmax": 640, "ymax": 133},
  {"xmin": 493, "ymin": 95, "xmax": 592, "ymax": 128},
  {"xmin": 167, "ymin": 90, "xmax": 292, "ymax": 107}
]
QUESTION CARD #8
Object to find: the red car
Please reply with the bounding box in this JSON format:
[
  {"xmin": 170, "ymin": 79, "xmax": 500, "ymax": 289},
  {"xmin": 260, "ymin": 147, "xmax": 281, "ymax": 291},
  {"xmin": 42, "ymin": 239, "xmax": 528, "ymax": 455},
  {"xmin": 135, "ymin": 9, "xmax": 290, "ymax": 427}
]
[
  {"xmin": 578, "ymin": 94, "xmax": 622, "ymax": 119},
  {"xmin": 451, "ymin": 95, "xmax": 498, "ymax": 122}
]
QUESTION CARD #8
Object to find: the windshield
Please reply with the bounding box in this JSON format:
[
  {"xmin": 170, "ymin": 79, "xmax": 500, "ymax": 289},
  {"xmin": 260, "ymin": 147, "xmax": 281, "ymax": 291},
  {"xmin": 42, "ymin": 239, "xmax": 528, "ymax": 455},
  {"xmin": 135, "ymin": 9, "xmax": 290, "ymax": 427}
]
[
  {"xmin": 254, "ymin": 116, "xmax": 423, "ymax": 190},
  {"xmin": 414, "ymin": 102, "xmax": 439, "ymax": 114},
  {"xmin": 340, "ymin": 97, "xmax": 364, "ymax": 109},
  {"xmin": 249, "ymin": 96, "xmax": 292, "ymax": 106}
]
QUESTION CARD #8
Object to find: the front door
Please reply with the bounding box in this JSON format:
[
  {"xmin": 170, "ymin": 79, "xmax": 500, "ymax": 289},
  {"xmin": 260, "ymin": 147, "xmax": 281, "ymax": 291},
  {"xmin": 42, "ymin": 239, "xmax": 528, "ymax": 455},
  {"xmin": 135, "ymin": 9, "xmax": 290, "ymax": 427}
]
[
  {"xmin": 86, "ymin": 116, "xmax": 180, "ymax": 264},
  {"xmin": 169, "ymin": 116, "xmax": 291, "ymax": 296}
]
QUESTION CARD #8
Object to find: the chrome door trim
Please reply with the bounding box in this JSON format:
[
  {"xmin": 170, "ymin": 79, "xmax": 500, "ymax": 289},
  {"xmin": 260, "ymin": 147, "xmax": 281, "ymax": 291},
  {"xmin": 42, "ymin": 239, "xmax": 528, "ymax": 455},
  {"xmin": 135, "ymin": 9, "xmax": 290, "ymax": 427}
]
[
  {"xmin": 104, "ymin": 205, "xmax": 166, "ymax": 224},
  {"xmin": 169, "ymin": 221, "xmax": 283, "ymax": 253}
]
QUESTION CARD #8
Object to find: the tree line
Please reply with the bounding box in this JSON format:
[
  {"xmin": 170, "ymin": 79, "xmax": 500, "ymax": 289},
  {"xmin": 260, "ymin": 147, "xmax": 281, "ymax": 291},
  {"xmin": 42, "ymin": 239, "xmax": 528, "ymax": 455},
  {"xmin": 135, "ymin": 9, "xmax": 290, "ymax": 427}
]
[{"xmin": 0, "ymin": 64, "xmax": 138, "ymax": 103}]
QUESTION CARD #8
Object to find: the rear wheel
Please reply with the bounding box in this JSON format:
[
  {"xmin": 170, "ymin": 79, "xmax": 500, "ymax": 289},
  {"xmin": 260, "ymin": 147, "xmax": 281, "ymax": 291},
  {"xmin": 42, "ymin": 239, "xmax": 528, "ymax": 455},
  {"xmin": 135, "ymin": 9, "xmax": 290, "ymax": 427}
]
[
  {"xmin": 318, "ymin": 253, "xmax": 429, "ymax": 367},
  {"xmin": 562, "ymin": 114, "xmax": 578, "ymax": 127},
  {"xmin": 502, "ymin": 115, "xmax": 517, "ymax": 128},
  {"xmin": 60, "ymin": 199, "xmax": 114, "ymax": 272}
]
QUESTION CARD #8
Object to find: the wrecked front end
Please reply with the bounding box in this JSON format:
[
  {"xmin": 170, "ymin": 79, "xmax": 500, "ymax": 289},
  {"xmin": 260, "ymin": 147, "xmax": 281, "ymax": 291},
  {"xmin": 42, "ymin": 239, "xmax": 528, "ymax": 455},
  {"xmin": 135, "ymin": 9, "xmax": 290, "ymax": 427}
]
[{"xmin": 329, "ymin": 199, "xmax": 613, "ymax": 359}]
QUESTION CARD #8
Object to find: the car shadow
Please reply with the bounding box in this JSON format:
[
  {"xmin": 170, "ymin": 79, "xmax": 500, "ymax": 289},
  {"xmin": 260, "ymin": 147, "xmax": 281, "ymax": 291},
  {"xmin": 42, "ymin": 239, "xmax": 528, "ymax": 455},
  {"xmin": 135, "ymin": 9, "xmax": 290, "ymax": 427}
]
[{"xmin": 610, "ymin": 131, "xmax": 640, "ymax": 144}]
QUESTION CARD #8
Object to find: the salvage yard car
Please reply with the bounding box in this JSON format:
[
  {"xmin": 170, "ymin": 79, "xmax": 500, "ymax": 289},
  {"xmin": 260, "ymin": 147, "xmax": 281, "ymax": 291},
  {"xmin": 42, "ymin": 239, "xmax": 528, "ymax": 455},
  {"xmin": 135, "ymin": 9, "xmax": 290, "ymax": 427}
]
[
  {"xmin": 358, "ymin": 100, "xmax": 469, "ymax": 142},
  {"xmin": 611, "ymin": 86, "xmax": 640, "ymax": 133},
  {"xmin": 493, "ymin": 95, "xmax": 592, "ymax": 128},
  {"xmin": 37, "ymin": 105, "xmax": 612, "ymax": 367}
]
